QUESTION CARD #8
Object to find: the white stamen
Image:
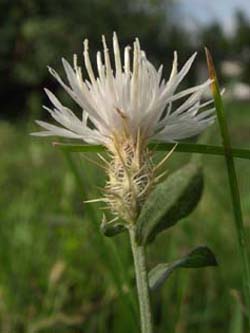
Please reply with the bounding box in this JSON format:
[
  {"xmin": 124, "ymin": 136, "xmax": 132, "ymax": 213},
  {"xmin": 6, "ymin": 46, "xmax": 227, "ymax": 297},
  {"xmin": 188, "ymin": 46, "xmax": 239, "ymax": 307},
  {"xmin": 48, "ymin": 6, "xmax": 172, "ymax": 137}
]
[
  {"xmin": 124, "ymin": 46, "xmax": 131, "ymax": 74},
  {"xmin": 113, "ymin": 31, "xmax": 122, "ymax": 77},
  {"xmin": 102, "ymin": 35, "xmax": 112, "ymax": 78},
  {"xmin": 83, "ymin": 39, "xmax": 96, "ymax": 84}
]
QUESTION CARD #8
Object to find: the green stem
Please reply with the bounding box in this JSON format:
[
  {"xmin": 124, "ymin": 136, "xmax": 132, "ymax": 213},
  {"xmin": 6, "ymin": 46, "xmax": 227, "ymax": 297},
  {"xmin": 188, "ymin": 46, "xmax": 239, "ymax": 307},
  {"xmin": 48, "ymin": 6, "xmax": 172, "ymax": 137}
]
[
  {"xmin": 55, "ymin": 141, "xmax": 250, "ymax": 160},
  {"xmin": 206, "ymin": 49, "xmax": 250, "ymax": 324},
  {"xmin": 129, "ymin": 226, "xmax": 153, "ymax": 333}
]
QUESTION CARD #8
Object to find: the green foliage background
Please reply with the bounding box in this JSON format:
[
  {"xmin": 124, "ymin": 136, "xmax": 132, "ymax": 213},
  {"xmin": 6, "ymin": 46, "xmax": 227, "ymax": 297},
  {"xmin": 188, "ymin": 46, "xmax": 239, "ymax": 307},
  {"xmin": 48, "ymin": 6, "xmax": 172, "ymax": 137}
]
[{"xmin": 1, "ymin": 0, "xmax": 250, "ymax": 332}]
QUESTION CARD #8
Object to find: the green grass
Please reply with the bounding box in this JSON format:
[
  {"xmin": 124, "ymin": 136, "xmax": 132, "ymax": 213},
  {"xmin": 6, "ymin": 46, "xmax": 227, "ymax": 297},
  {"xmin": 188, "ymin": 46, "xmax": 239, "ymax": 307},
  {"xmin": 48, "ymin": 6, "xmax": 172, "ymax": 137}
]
[
  {"xmin": 206, "ymin": 50, "xmax": 250, "ymax": 329},
  {"xmin": 0, "ymin": 102, "xmax": 250, "ymax": 332}
]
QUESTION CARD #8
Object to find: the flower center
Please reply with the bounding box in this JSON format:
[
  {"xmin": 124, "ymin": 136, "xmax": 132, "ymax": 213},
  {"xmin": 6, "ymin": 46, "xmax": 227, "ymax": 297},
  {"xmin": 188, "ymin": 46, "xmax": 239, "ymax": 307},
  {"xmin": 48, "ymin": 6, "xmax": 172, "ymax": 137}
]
[{"xmin": 105, "ymin": 137, "xmax": 153, "ymax": 223}]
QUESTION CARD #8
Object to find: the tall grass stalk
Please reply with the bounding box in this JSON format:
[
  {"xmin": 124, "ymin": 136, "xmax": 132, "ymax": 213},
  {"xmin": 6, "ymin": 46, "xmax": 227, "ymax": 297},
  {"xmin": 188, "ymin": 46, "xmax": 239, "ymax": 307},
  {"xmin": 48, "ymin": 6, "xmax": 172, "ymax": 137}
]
[
  {"xmin": 54, "ymin": 141, "xmax": 250, "ymax": 160},
  {"xmin": 206, "ymin": 48, "xmax": 250, "ymax": 325}
]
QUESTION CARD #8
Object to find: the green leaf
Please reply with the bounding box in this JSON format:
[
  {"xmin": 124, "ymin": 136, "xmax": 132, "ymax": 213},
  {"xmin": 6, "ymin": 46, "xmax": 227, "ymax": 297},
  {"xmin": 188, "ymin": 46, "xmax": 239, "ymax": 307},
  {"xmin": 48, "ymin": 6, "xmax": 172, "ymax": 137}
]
[
  {"xmin": 53, "ymin": 141, "xmax": 250, "ymax": 160},
  {"xmin": 149, "ymin": 246, "xmax": 218, "ymax": 290},
  {"xmin": 136, "ymin": 163, "xmax": 203, "ymax": 245},
  {"xmin": 100, "ymin": 220, "xmax": 126, "ymax": 237},
  {"xmin": 149, "ymin": 143, "xmax": 250, "ymax": 160}
]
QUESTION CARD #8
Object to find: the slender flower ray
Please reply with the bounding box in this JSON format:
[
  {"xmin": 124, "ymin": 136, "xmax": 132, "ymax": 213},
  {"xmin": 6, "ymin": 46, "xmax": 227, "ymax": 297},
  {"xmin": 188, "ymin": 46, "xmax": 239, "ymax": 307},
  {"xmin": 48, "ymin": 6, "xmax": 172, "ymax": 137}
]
[{"xmin": 32, "ymin": 32, "xmax": 214, "ymax": 149}]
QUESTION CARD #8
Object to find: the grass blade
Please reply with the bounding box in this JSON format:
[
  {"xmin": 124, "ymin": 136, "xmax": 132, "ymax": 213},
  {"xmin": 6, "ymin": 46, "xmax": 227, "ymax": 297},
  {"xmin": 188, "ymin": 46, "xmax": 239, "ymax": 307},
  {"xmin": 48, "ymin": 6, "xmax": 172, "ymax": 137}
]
[
  {"xmin": 149, "ymin": 142, "xmax": 250, "ymax": 159},
  {"xmin": 53, "ymin": 141, "xmax": 250, "ymax": 160},
  {"xmin": 206, "ymin": 48, "xmax": 250, "ymax": 324},
  {"xmin": 53, "ymin": 142, "xmax": 105, "ymax": 152}
]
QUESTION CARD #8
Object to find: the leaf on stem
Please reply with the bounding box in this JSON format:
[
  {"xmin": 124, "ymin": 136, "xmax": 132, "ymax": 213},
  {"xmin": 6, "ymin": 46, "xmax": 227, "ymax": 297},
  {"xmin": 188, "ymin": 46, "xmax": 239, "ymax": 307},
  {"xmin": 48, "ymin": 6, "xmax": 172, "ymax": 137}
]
[
  {"xmin": 100, "ymin": 219, "xmax": 126, "ymax": 237},
  {"xmin": 136, "ymin": 163, "xmax": 203, "ymax": 245},
  {"xmin": 149, "ymin": 246, "xmax": 218, "ymax": 291}
]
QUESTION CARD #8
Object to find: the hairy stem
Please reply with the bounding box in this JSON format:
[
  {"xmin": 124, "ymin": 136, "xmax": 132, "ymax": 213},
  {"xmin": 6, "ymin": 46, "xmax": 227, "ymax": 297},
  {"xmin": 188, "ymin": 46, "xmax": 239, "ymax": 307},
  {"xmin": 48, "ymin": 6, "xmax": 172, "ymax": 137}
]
[{"xmin": 129, "ymin": 226, "xmax": 153, "ymax": 333}]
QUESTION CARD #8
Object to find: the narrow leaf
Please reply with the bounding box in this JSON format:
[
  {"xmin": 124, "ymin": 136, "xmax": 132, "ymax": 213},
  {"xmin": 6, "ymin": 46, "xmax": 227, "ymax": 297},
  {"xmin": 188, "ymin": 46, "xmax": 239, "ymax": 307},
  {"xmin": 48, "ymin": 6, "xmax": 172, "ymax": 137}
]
[
  {"xmin": 100, "ymin": 220, "xmax": 126, "ymax": 237},
  {"xmin": 53, "ymin": 141, "xmax": 250, "ymax": 160},
  {"xmin": 149, "ymin": 246, "xmax": 218, "ymax": 290},
  {"xmin": 53, "ymin": 142, "xmax": 105, "ymax": 152},
  {"xmin": 206, "ymin": 48, "xmax": 250, "ymax": 321},
  {"xmin": 136, "ymin": 163, "xmax": 203, "ymax": 245},
  {"xmin": 149, "ymin": 143, "xmax": 250, "ymax": 160}
]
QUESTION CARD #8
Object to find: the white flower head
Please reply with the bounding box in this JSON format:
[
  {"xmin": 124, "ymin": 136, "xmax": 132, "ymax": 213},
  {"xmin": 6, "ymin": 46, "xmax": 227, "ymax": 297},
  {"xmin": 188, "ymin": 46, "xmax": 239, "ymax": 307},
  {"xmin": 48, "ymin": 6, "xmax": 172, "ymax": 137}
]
[
  {"xmin": 32, "ymin": 33, "xmax": 215, "ymax": 223},
  {"xmin": 32, "ymin": 32, "xmax": 214, "ymax": 149}
]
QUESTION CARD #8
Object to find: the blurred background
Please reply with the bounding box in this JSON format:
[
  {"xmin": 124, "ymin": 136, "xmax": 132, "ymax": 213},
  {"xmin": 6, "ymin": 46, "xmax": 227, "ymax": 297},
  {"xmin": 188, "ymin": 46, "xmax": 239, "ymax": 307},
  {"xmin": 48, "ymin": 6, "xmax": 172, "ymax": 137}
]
[{"xmin": 1, "ymin": 0, "xmax": 250, "ymax": 332}]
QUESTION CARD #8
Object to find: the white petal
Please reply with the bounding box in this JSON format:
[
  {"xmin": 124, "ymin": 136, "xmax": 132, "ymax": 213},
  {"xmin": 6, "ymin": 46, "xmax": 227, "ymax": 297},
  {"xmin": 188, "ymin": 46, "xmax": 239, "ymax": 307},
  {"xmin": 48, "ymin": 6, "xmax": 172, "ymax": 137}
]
[{"xmin": 33, "ymin": 35, "xmax": 214, "ymax": 148}]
